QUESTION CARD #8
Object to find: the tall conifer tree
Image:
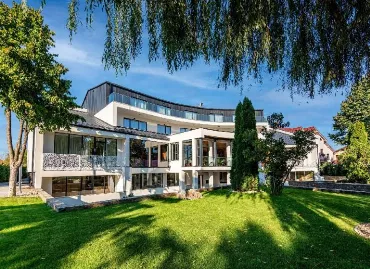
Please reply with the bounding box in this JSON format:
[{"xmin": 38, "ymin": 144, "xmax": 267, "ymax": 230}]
[{"xmin": 231, "ymin": 98, "xmax": 259, "ymax": 190}]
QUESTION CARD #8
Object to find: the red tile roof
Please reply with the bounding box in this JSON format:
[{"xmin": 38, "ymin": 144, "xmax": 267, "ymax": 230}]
[{"xmin": 280, "ymin": 126, "xmax": 317, "ymax": 133}]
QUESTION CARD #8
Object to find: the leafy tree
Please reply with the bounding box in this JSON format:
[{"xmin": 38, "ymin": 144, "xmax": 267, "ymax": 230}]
[
  {"xmin": 0, "ymin": 3, "xmax": 82, "ymax": 196},
  {"xmin": 267, "ymin": 112, "xmax": 290, "ymax": 129},
  {"xmin": 258, "ymin": 125, "xmax": 316, "ymax": 195},
  {"xmin": 330, "ymin": 75, "xmax": 370, "ymax": 145},
  {"xmin": 231, "ymin": 97, "xmax": 259, "ymax": 191},
  {"xmin": 341, "ymin": 122, "xmax": 370, "ymax": 183},
  {"xmin": 30, "ymin": 0, "xmax": 370, "ymax": 96}
]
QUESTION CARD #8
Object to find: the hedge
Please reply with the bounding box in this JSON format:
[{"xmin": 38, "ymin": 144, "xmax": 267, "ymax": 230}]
[
  {"xmin": 320, "ymin": 162, "xmax": 347, "ymax": 177},
  {"xmin": 0, "ymin": 165, "xmax": 27, "ymax": 183}
]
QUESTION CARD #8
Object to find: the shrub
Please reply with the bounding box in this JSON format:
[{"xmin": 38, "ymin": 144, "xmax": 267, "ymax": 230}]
[
  {"xmin": 320, "ymin": 163, "xmax": 347, "ymax": 176},
  {"xmin": 241, "ymin": 175, "xmax": 259, "ymax": 191}
]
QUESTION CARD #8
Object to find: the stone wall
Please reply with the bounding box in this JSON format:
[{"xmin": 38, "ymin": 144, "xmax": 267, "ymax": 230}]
[
  {"xmin": 322, "ymin": 176, "xmax": 347, "ymax": 181},
  {"xmin": 288, "ymin": 181, "xmax": 370, "ymax": 194}
]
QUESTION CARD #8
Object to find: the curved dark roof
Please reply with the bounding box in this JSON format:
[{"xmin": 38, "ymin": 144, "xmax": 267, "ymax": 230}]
[
  {"xmin": 71, "ymin": 110, "xmax": 169, "ymax": 140},
  {"xmin": 81, "ymin": 81, "xmax": 264, "ymax": 115}
]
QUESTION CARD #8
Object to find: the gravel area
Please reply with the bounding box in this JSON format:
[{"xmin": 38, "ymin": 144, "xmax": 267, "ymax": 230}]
[{"xmin": 354, "ymin": 223, "xmax": 370, "ymax": 239}]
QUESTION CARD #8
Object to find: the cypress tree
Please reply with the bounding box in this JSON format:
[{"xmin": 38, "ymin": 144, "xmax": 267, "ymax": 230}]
[
  {"xmin": 241, "ymin": 98, "xmax": 259, "ymax": 179},
  {"xmin": 231, "ymin": 97, "xmax": 259, "ymax": 191},
  {"xmin": 231, "ymin": 103, "xmax": 243, "ymax": 190}
]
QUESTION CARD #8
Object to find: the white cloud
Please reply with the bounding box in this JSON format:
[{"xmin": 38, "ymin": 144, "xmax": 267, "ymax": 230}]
[
  {"xmin": 130, "ymin": 65, "xmax": 221, "ymax": 91},
  {"xmin": 51, "ymin": 40, "xmax": 101, "ymax": 67}
]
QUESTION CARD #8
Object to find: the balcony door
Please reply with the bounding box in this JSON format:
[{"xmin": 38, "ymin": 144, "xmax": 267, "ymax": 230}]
[
  {"xmin": 95, "ymin": 138, "xmax": 106, "ymax": 156},
  {"xmin": 83, "ymin": 136, "xmax": 94, "ymax": 155}
]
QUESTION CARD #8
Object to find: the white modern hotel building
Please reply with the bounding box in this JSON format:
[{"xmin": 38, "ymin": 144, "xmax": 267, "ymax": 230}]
[{"xmin": 27, "ymin": 82, "xmax": 315, "ymax": 198}]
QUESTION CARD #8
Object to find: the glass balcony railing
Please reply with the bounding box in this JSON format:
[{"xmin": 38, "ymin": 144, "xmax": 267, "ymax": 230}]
[{"xmin": 108, "ymin": 92, "xmax": 267, "ymax": 123}]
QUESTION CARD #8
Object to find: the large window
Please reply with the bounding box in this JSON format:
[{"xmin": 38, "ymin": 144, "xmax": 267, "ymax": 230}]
[
  {"xmin": 106, "ymin": 139, "xmax": 117, "ymax": 156},
  {"xmin": 160, "ymin": 144, "xmax": 168, "ymax": 161},
  {"xmin": 170, "ymin": 143, "xmax": 179, "ymax": 161},
  {"xmin": 151, "ymin": 146, "xmax": 158, "ymax": 167},
  {"xmin": 220, "ymin": 172, "xmax": 228, "ymax": 184},
  {"xmin": 167, "ymin": 173, "xmax": 179, "ymax": 187},
  {"xmin": 152, "ymin": 174, "xmax": 163, "ymax": 188},
  {"xmin": 55, "ymin": 134, "xmax": 69, "ymax": 154},
  {"xmin": 55, "ymin": 133, "xmax": 117, "ymax": 156},
  {"xmin": 132, "ymin": 173, "xmax": 149, "ymax": 190},
  {"xmin": 157, "ymin": 124, "xmax": 171, "ymax": 135},
  {"xmin": 69, "ymin": 135, "xmax": 83, "ymax": 154},
  {"xmin": 130, "ymin": 139, "xmax": 148, "ymax": 167},
  {"xmin": 82, "ymin": 136, "xmax": 94, "ymax": 155},
  {"xmin": 52, "ymin": 176, "xmax": 112, "ymax": 197},
  {"xmin": 123, "ymin": 118, "xmax": 147, "ymax": 131}
]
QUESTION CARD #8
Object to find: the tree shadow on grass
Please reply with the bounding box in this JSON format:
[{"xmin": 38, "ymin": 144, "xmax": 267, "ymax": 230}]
[
  {"xmin": 264, "ymin": 189, "xmax": 370, "ymax": 268},
  {"xmin": 203, "ymin": 188, "xmax": 268, "ymax": 205},
  {"xmin": 216, "ymin": 222, "xmax": 292, "ymax": 268},
  {"xmin": 0, "ymin": 200, "xmax": 157, "ymax": 269}
]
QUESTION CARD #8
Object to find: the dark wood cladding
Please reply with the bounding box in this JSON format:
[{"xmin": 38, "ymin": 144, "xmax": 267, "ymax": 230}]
[
  {"xmin": 82, "ymin": 83, "xmax": 110, "ymax": 114},
  {"xmin": 82, "ymin": 81, "xmax": 263, "ymax": 117}
]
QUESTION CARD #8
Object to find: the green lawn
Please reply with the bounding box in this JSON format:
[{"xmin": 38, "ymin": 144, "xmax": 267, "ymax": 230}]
[{"xmin": 1, "ymin": 189, "xmax": 370, "ymax": 269}]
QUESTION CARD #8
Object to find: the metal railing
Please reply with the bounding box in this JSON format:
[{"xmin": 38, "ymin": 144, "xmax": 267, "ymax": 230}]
[
  {"xmin": 201, "ymin": 157, "xmax": 232, "ymax": 167},
  {"xmin": 109, "ymin": 92, "xmax": 267, "ymax": 123},
  {"xmin": 183, "ymin": 157, "xmax": 232, "ymax": 167},
  {"xmin": 43, "ymin": 154, "xmax": 121, "ymax": 171}
]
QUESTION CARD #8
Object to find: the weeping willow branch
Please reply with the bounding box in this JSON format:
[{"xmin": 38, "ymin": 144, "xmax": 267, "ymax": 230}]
[{"xmin": 61, "ymin": 0, "xmax": 370, "ymax": 97}]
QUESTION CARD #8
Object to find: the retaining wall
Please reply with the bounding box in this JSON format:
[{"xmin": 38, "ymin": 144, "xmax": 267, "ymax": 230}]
[{"xmin": 288, "ymin": 181, "xmax": 370, "ymax": 195}]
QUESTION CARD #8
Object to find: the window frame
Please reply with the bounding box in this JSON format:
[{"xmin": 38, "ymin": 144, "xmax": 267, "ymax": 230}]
[
  {"xmin": 54, "ymin": 133, "xmax": 117, "ymax": 156},
  {"xmin": 124, "ymin": 118, "xmax": 147, "ymax": 131},
  {"xmin": 170, "ymin": 143, "xmax": 179, "ymax": 161},
  {"xmin": 157, "ymin": 124, "xmax": 171, "ymax": 135}
]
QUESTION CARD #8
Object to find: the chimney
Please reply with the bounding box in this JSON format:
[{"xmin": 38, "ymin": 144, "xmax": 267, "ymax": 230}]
[{"xmin": 199, "ymin": 102, "xmax": 203, "ymax": 107}]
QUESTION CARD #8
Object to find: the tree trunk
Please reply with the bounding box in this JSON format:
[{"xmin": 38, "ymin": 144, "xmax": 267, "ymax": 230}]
[{"xmin": 8, "ymin": 166, "xmax": 18, "ymax": 197}]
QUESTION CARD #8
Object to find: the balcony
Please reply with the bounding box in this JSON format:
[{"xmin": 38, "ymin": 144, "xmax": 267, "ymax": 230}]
[
  {"xmin": 108, "ymin": 92, "xmax": 267, "ymax": 123},
  {"xmin": 183, "ymin": 157, "xmax": 232, "ymax": 167},
  {"xmin": 201, "ymin": 157, "xmax": 232, "ymax": 167},
  {"xmin": 43, "ymin": 153, "xmax": 121, "ymax": 171},
  {"xmin": 130, "ymin": 158, "xmax": 159, "ymax": 168}
]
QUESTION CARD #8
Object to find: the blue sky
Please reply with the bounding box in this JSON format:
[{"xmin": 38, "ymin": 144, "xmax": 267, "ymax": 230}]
[{"xmin": 1, "ymin": 0, "xmax": 348, "ymax": 154}]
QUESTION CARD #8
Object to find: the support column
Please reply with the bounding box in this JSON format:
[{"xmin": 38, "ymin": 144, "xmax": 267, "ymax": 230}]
[
  {"xmin": 148, "ymin": 145, "xmax": 152, "ymax": 167},
  {"xmin": 208, "ymin": 172, "xmax": 214, "ymax": 188},
  {"xmin": 199, "ymin": 138, "xmax": 203, "ymax": 166},
  {"xmin": 179, "ymin": 140, "xmax": 183, "ymax": 167},
  {"xmin": 179, "ymin": 170, "xmax": 186, "ymax": 192},
  {"xmin": 213, "ymin": 140, "xmax": 217, "ymax": 164},
  {"xmin": 125, "ymin": 167, "xmax": 132, "ymax": 195},
  {"xmin": 226, "ymin": 141, "xmax": 231, "ymax": 166},
  {"xmin": 34, "ymin": 128, "xmax": 43, "ymax": 189},
  {"xmin": 163, "ymin": 173, "xmax": 168, "ymax": 188},
  {"xmin": 192, "ymin": 170, "xmax": 199, "ymax": 189},
  {"xmin": 208, "ymin": 140, "xmax": 213, "ymax": 165},
  {"xmin": 227, "ymin": 172, "xmax": 231, "ymax": 185},
  {"xmin": 192, "ymin": 138, "xmax": 197, "ymax": 167},
  {"xmin": 122, "ymin": 137, "xmax": 131, "ymax": 196},
  {"xmin": 123, "ymin": 137, "xmax": 130, "ymax": 167}
]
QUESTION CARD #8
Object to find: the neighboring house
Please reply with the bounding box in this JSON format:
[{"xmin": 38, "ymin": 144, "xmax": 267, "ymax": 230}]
[
  {"xmin": 27, "ymin": 81, "xmax": 270, "ymax": 197},
  {"xmin": 279, "ymin": 126, "xmax": 335, "ymax": 181},
  {"xmin": 333, "ymin": 146, "xmax": 347, "ymax": 163}
]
